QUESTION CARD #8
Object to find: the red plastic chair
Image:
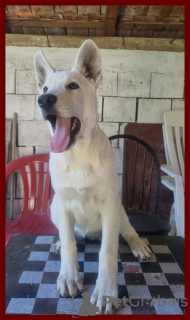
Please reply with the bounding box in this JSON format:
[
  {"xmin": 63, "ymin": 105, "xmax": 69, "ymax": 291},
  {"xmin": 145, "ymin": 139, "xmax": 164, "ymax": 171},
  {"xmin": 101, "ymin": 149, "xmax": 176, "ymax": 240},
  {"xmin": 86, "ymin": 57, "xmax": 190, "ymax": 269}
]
[{"xmin": 6, "ymin": 154, "xmax": 58, "ymax": 245}]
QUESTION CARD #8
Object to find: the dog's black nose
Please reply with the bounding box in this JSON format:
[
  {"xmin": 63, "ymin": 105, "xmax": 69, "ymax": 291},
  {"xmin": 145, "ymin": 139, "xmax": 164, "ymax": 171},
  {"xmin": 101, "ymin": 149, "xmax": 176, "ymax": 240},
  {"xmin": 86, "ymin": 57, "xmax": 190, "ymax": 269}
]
[{"xmin": 38, "ymin": 94, "xmax": 57, "ymax": 110}]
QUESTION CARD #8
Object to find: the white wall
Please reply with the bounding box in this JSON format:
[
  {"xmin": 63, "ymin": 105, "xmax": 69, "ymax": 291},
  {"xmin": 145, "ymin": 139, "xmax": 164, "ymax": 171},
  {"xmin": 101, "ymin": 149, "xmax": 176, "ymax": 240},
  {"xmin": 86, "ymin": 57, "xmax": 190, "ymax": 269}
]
[{"xmin": 6, "ymin": 45, "xmax": 184, "ymax": 218}]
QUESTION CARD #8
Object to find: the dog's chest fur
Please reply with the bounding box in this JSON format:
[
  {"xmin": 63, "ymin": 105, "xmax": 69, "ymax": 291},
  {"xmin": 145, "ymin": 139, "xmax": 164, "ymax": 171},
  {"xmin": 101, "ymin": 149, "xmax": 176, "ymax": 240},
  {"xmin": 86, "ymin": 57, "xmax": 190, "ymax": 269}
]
[{"xmin": 49, "ymin": 146, "xmax": 108, "ymax": 235}]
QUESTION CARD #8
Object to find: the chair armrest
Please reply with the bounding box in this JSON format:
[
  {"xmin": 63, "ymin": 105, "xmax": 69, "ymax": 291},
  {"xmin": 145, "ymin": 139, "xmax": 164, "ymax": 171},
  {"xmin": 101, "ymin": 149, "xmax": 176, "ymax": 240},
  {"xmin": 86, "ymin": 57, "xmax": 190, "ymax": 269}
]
[
  {"xmin": 161, "ymin": 164, "xmax": 181, "ymax": 178},
  {"xmin": 161, "ymin": 176, "xmax": 175, "ymax": 191},
  {"xmin": 161, "ymin": 167, "xmax": 184, "ymax": 193}
]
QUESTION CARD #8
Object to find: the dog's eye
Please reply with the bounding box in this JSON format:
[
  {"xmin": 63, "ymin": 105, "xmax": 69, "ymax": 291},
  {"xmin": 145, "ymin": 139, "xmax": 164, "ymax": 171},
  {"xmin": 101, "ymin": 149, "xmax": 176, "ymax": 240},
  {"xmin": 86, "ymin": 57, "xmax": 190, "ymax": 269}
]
[
  {"xmin": 68, "ymin": 83, "xmax": 79, "ymax": 90},
  {"xmin": 43, "ymin": 86, "xmax": 48, "ymax": 93}
]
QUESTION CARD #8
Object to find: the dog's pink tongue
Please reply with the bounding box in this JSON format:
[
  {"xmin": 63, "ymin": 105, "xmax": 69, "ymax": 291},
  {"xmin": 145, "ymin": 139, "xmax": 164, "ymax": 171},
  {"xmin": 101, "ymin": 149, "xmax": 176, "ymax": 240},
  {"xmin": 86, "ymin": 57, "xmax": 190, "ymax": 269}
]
[{"xmin": 49, "ymin": 116, "xmax": 71, "ymax": 153}]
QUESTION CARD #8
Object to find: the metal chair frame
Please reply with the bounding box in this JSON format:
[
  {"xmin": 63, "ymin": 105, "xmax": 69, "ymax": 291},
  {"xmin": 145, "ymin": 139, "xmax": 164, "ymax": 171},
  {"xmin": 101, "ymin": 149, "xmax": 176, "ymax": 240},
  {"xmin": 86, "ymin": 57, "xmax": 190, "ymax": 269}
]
[{"xmin": 109, "ymin": 134, "xmax": 161, "ymax": 216}]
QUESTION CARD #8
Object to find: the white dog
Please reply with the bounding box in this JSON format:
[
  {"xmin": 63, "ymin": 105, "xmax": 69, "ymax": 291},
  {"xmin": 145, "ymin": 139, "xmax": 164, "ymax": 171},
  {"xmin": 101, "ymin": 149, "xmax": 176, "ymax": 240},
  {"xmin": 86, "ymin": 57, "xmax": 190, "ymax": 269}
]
[{"xmin": 34, "ymin": 40, "xmax": 151, "ymax": 314}]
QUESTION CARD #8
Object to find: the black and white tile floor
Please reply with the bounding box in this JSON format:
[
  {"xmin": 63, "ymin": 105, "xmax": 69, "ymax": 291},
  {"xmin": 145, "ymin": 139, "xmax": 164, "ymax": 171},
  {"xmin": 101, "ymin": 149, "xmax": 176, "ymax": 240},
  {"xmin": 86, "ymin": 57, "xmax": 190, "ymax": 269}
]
[{"xmin": 6, "ymin": 234, "xmax": 185, "ymax": 315}]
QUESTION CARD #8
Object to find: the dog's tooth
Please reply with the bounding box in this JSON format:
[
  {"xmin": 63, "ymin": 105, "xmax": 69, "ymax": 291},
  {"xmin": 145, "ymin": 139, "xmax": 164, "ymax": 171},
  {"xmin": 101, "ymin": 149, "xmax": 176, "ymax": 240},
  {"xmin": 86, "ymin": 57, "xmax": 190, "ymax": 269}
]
[
  {"xmin": 71, "ymin": 123, "xmax": 76, "ymax": 132},
  {"xmin": 70, "ymin": 118, "xmax": 79, "ymax": 132}
]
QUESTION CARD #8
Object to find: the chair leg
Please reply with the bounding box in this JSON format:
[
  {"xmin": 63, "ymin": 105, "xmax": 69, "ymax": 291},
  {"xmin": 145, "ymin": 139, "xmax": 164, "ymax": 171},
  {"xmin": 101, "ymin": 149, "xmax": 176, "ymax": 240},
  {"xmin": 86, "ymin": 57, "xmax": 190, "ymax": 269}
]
[
  {"xmin": 174, "ymin": 176, "xmax": 184, "ymax": 238},
  {"xmin": 168, "ymin": 203, "xmax": 176, "ymax": 236}
]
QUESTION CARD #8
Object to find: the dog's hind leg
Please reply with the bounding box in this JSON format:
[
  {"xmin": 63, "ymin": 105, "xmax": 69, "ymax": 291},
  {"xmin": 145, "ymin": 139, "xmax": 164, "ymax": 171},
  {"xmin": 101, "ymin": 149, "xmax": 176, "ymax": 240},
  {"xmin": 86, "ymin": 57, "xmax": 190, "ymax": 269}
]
[
  {"xmin": 51, "ymin": 194, "xmax": 84, "ymax": 297},
  {"xmin": 120, "ymin": 205, "xmax": 151, "ymax": 259},
  {"xmin": 54, "ymin": 241, "xmax": 61, "ymax": 254}
]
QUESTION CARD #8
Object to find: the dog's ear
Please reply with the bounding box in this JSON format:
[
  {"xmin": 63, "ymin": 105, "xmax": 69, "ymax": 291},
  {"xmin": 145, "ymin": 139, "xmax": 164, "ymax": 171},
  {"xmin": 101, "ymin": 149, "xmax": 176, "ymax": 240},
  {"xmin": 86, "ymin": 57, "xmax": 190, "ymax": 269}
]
[
  {"xmin": 72, "ymin": 40, "xmax": 102, "ymax": 88},
  {"xmin": 34, "ymin": 50, "xmax": 54, "ymax": 90}
]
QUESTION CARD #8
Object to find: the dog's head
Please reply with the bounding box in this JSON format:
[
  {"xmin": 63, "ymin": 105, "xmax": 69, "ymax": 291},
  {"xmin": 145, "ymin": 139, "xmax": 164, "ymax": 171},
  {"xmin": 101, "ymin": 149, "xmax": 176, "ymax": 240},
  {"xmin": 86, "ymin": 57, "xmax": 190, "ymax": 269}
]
[{"xmin": 34, "ymin": 40, "xmax": 102, "ymax": 153}]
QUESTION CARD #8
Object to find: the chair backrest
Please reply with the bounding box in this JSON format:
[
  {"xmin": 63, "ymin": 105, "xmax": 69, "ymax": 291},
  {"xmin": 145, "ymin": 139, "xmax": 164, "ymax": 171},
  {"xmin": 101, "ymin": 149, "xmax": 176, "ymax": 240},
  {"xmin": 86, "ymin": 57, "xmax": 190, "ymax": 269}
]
[
  {"xmin": 163, "ymin": 109, "xmax": 184, "ymax": 183},
  {"xmin": 109, "ymin": 134, "xmax": 160, "ymax": 215},
  {"xmin": 6, "ymin": 154, "xmax": 54, "ymax": 214}
]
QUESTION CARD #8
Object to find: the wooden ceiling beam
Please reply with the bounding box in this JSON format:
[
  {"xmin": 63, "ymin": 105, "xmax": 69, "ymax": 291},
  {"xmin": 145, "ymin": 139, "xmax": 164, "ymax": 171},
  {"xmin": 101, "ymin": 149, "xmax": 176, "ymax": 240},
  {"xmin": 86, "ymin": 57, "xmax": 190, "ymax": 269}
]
[
  {"xmin": 118, "ymin": 21, "xmax": 184, "ymax": 31},
  {"xmin": 6, "ymin": 18, "xmax": 104, "ymax": 29},
  {"xmin": 104, "ymin": 6, "xmax": 119, "ymax": 36}
]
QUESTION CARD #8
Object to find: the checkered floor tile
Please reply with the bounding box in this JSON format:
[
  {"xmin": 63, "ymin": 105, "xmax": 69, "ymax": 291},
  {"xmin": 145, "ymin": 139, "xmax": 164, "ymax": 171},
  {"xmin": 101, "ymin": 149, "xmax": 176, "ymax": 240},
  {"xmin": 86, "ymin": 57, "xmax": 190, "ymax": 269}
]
[{"xmin": 6, "ymin": 234, "xmax": 185, "ymax": 315}]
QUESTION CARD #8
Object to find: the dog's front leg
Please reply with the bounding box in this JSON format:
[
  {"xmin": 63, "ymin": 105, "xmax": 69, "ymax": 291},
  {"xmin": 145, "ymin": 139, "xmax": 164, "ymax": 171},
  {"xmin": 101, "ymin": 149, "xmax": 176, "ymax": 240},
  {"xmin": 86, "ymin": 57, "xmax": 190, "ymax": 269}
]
[
  {"xmin": 120, "ymin": 205, "xmax": 151, "ymax": 259},
  {"xmin": 90, "ymin": 200, "xmax": 120, "ymax": 314},
  {"xmin": 52, "ymin": 194, "xmax": 84, "ymax": 297}
]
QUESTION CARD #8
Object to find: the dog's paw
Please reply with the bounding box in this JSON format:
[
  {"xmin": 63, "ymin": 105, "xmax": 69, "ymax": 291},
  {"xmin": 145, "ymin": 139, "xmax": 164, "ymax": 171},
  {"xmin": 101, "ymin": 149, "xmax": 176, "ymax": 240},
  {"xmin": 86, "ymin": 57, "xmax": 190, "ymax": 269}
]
[
  {"xmin": 90, "ymin": 277, "xmax": 118, "ymax": 314},
  {"xmin": 128, "ymin": 233, "xmax": 151, "ymax": 259},
  {"xmin": 57, "ymin": 270, "xmax": 84, "ymax": 298},
  {"xmin": 54, "ymin": 241, "xmax": 61, "ymax": 253}
]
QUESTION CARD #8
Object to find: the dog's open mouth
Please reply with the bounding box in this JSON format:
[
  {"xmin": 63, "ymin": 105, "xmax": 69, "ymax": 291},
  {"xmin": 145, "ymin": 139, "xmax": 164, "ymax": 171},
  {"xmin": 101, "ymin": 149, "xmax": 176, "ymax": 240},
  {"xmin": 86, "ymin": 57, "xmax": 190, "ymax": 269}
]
[{"xmin": 46, "ymin": 115, "xmax": 81, "ymax": 153}]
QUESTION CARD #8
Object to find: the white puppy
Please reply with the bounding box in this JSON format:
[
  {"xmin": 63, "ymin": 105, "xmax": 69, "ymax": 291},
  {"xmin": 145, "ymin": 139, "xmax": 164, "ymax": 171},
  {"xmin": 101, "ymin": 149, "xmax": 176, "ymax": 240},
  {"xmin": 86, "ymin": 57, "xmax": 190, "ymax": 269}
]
[{"xmin": 34, "ymin": 39, "xmax": 151, "ymax": 314}]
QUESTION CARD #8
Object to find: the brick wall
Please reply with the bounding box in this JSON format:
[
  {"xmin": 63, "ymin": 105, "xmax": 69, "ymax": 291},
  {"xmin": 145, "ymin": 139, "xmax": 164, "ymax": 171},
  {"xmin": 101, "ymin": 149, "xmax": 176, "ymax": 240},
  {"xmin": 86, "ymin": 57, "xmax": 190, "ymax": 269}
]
[{"xmin": 6, "ymin": 45, "xmax": 184, "ymax": 219}]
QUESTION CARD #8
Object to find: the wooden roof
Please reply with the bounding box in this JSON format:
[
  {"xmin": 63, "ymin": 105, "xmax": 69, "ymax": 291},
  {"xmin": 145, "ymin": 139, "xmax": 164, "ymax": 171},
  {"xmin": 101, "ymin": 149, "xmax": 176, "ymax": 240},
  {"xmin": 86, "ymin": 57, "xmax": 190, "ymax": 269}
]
[{"xmin": 6, "ymin": 5, "xmax": 184, "ymax": 39}]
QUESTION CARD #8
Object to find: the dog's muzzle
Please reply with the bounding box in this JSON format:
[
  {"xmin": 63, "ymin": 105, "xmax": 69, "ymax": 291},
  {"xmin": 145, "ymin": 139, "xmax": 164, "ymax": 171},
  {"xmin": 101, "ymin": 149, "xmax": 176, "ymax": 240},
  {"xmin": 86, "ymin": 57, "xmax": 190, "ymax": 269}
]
[{"xmin": 38, "ymin": 93, "xmax": 57, "ymax": 111}]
